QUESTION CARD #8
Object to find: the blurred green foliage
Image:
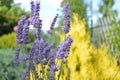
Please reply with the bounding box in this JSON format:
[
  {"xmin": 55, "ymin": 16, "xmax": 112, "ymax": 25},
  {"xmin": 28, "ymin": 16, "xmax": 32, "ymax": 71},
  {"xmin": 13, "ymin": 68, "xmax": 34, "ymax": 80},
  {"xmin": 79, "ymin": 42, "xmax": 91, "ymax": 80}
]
[
  {"xmin": 0, "ymin": 48, "xmax": 25, "ymax": 80},
  {"xmin": 0, "ymin": 2, "xmax": 29, "ymax": 36},
  {"xmin": 63, "ymin": 0, "xmax": 87, "ymax": 20},
  {"xmin": 105, "ymin": 16, "xmax": 120, "ymax": 56},
  {"xmin": 0, "ymin": 0, "xmax": 13, "ymax": 9},
  {"xmin": 99, "ymin": 0, "xmax": 118, "ymax": 17},
  {"xmin": 45, "ymin": 32, "xmax": 60, "ymax": 49}
]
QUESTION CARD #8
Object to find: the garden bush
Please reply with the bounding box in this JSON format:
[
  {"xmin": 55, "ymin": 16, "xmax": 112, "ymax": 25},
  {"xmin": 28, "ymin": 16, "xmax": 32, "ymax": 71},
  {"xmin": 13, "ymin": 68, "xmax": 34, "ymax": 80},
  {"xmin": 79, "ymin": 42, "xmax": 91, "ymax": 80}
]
[
  {"xmin": 0, "ymin": 32, "xmax": 17, "ymax": 49},
  {"xmin": 59, "ymin": 14, "xmax": 120, "ymax": 80}
]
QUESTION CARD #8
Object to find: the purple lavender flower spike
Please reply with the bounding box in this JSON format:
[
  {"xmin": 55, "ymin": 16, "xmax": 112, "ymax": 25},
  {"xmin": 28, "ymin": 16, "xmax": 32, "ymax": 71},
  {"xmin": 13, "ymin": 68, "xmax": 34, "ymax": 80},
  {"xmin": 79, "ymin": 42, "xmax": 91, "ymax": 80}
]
[
  {"xmin": 50, "ymin": 14, "xmax": 59, "ymax": 30},
  {"xmin": 55, "ymin": 35, "xmax": 73, "ymax": 59},
  {"xmin": 48, "ymin": 14, "xmax": 59, "ymax": 34},
  {"xmin": 42, "ymin": 43, "xmax": 54, "ymax": 58},
  {"xmin": 48, "ymin": 56, "xmax": 58, "ymax": 73},
  {"xmin": 14, "ymin": 45, "xmax": 21, "ymax": 66},
  {"xmin": 30, "ymin": 0, "xmax": 35, "ymax": 24},
  {"xmin": 34, "ymin": 0, "xmax": 40, "ymax": 27},
  {"xmin": 36, "ymin": 19, "xmax": 42, "ymax": 40},
  {"xmin": 17, "ymin": 15, "xmax": 26, "ymax": 44},
  {"xmin": 30, "ymin": 0, "xmax": 42, "ymax": 39},
  {"xmin": 62, "ymin": 2, "xmax": 71, "ymax": 34},
  {"xmin": 35, "ymin": 0, "xmax": 40, "ymax": 16},
  {"xmin": 29, "ymin": 38, "xmax": 42, "ymax": 64},
  {"xmin": 17, "ymin": 16, "xmax": 30, "ymax": 44},
  {"xmin": 29, "ymin": 40, "xmax": 36, "ymax": 60},
  {"xmin": 34, "ymin": 47, "xmax": 40, "ymax": 64},
  {"xmin": 40, "ymin": 38, "xmax": 45, "ymax": 51},
  {"xmin": 30, "ymin": 0, "xmax": 41, "ymax": 28},
  {"xmin": 18, "ymin": 15, "xmax": 26, "ymax": 26},
  {"xmin": 23, "ymin": 20, "xmax": 30, "ymax": 44}
]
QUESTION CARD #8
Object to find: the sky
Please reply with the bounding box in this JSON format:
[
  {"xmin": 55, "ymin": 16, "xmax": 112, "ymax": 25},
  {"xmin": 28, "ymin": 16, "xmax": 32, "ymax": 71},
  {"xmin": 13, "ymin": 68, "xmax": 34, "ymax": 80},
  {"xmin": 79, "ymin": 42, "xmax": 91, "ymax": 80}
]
[{"xmin": 14, "ymin": 0, "xmax": 120, "ymax": 30}]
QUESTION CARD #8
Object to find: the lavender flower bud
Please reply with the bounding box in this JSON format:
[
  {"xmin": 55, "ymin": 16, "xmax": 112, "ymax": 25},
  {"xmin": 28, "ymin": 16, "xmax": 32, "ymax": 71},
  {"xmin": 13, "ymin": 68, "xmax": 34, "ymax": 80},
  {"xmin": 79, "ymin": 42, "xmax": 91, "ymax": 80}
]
[
  {"xmin": 62, "ymin": 3, "xmax": 70, "ymax": 34},
  {"xmin": 14, "ymin": 45, "xmax": 21, "ymax": 66},
  {"xmin": 55, "ymin": 35, "xmax": 73, "ymax": 59}
]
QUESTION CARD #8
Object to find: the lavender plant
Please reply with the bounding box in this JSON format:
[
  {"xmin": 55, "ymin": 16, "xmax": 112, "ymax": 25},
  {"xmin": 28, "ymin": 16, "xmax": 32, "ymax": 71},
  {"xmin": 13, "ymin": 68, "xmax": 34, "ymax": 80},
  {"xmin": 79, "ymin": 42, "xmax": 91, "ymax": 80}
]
[{"xmin": 14, "ymin": 0, "xmax": 73, "ymax": 80}]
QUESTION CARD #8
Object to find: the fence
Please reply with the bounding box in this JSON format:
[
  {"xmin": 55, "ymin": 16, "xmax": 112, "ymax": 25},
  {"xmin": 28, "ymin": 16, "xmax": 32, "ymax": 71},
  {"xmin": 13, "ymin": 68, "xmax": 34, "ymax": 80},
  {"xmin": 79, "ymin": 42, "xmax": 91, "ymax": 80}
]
[{"xmin": 92, "ymin": 15, "xmax": 120, "ymax": 54}]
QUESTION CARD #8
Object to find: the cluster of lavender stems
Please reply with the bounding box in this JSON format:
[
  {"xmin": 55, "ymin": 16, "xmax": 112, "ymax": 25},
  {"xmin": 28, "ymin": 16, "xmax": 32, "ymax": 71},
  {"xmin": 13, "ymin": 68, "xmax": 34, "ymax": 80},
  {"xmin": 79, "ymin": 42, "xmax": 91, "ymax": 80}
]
[{"xmin": 14, "ymin": 0, "xmax": 73, "ymax": 80}]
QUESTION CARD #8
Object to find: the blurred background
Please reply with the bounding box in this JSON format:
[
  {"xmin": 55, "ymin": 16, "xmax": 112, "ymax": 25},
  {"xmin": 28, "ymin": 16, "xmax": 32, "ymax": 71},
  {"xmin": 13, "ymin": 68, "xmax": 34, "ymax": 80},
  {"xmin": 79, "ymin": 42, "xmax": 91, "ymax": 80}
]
[{"xmin": 1, "ymin": 0, "xmax": 120, "ymax": 80}]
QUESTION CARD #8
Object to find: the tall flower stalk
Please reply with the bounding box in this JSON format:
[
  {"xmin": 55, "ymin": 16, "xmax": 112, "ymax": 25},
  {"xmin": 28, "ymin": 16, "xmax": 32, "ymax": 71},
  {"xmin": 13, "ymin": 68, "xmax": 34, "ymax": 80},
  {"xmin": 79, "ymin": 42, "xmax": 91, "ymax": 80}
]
[{"xmin": 14, "ymin": 0, "xmax": 73, "ymax": 80}]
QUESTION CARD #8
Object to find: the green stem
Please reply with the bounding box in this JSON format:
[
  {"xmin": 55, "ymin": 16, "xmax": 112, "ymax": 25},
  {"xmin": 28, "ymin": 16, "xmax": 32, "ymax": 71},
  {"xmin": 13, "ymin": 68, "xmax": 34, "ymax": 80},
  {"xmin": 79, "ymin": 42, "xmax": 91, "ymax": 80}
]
[
  {"xmin": 67, "ymin": 67, "xmax": 70, "ymax": 80},
  {"xmin": 58, "ymin": 61, "xmax": 63, "ymax": 80}
]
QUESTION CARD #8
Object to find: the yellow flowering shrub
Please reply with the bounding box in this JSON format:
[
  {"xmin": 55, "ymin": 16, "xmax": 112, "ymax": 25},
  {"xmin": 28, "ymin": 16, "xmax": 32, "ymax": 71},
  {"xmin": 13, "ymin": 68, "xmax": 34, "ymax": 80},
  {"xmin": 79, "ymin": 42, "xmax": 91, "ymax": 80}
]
[{"xmin": 59, "ymin": 14, "xmax": 120, "ymax": 80}]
